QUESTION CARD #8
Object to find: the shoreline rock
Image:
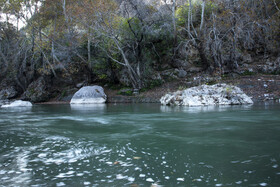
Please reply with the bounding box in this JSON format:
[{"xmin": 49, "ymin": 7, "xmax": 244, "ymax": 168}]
[
  {"xmin": 70, "ymin": 86, "xmax": 107, "ymax": 104},
  {"xmin": 160, "ymin": 84, "xmax": 253, "ymax": 106}
]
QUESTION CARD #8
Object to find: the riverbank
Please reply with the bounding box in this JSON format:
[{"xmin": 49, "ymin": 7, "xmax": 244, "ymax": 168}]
[
  {"xmin": 33, "ymin": 74, "xmax": 280, "ymax": 105},
  {"xmin": 107, "ymin": 74, "xmax": 280, "ymax": 103}
]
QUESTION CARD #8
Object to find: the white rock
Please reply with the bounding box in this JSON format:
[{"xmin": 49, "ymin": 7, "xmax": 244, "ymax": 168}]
[
  {"xmin": 70, "ymin": 86, "xmax": 107, "ymax": 104},
  {"xmin": 160, "ymin": 84, "xmax": 253, "ymax": 106},
  {"xmin": 1, "ymin": 100, "xmax": 32, "ymax": 108}
]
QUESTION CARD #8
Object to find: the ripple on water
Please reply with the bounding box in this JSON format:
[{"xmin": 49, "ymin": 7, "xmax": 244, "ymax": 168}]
[{"xmin": 1, "ymin": 103, "xmax": 280, "ymax": 186}]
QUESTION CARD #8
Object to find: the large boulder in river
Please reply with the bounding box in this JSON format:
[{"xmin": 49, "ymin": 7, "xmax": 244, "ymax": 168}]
[
  {"xmin": 1, "ymin": 100, "xmax": 32, "ymax": 108},
  {"xmin": 70, "ymin": 86, "xmax": 107, "ymax": 104},
  {"xmin": 160, "ymin": 84, "xmax": 253, "ymax": 106}
]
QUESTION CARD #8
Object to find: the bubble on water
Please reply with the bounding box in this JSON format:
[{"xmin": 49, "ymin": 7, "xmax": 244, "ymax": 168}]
[
  {"xmin": 106, "ymin": 162, "xmax": 113, "ymax": 165},
  {"xmin": 215, "ymin": 184, "xmax": 222, "ymax": 187},
  {"xmin": 235, "ymin": 181, "xmax": 242, "ymax": 184},
  {"xmin": 56, "ymin": 182, "xmax": 66, "ymax": 186},
  {"xmin": 165, "ymin": 176, "xmax": 170, "ymax": 180},
  {"xmin": 259, "ymin": 183, "xmax": 268, "ymax": 186},
  {"xmin": 146, "ymin": 178, "xmax": 154, "ymax": 182},
  {"xmin": 135, "ymin": 167, "xmax": 141, "ymax": 171}
]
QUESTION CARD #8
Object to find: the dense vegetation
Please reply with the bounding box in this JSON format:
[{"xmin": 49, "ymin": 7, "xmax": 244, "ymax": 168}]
[{"xmin": 0, "ymin": 0, "xmax": 280, "ymax": 100}]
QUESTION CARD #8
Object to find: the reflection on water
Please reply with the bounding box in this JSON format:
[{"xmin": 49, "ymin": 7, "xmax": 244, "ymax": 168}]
[
  {"xmin": 70, "ymin": 104, "xmax": 106, "ymax": 113},
  {"xmin": 160, "ymin": 104, "xmax": 253, "ymax": 113},
  {"xmin": 0, "ymin": 103, "xmax": 280, "ymax": 186}
]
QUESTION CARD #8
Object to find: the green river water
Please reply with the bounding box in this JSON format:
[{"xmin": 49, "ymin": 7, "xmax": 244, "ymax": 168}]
[{"xmin": 0, "ymin": 103, "xmax": 280, "ymax": 186}]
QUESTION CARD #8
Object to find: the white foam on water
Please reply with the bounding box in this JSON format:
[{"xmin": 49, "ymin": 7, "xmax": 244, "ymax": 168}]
[
  {"xmin": 272, "ymin": 164, "xmax": 278, "ymax": 168},
  {"xmin": 66, "ymin": 171, "xmax": 75, "ymax": 175},
  {"xmin": 128, "ymin": 177, "xmax": 135, "ymax": 182},
  {"xmin": 38, "ymin": 153, "xmax": 47, "ymax": 158},
  {"xmin": 76, "ymin": 173, "xmax": 84, "ymax": 176},
  {"xmin": 139, "ymin": 174, "xmax": 146, "ymax": 178},
  {"xmin": 56, "ymin": 182, "xmax": 66, "ymax": 186},
  {"xmin": 177, "ymin": 178, "xmax": 184, "ymax": 181},
  {"xmin": 84, "ymin": 181, "xmax": 91, "ymax": 185},
  {"xmin": 241, "ymin": 160, "xmax": 252, "ymax": 164},
  {"xmin": 165, "ymin": 176, "xmax": 170, "ymax": 180},
  {"xmin": 146, "ymin": 178, "xmax": 154, "ymax": 182},
  {"xmin": 56, "ymin": 173, "xmax": 67, "ymax": 178},
  {"xmin": 116, "ymin": 174, "xmax": 127, "ymax": 180},
  {"xmin": 259, "ymin": 183, "xmax": 268, "ymax": 186},
  {"xmin": 0, "ymin": 170, "xmax": 7, "ymax": 175}
]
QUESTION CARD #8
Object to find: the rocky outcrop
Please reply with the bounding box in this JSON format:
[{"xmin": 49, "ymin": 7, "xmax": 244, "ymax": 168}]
[
  {"xmin": 0, "ymin": 87, "xmax": 18, "ymax": 100},
  {"xmin": 257, "ymin": 57, "xmax": 280, "ymax": 74},
  {"xmin": 70, "ymin": 86, "xmax": 107, "ymax": 104},
  {"xmin": 160, "ymin": 84, "xmax": 253, "ymax": 106},
  {"xmin": 1, "ymin": 100, "xmax": 32, "ymax": 108},
  {"xmin": 22, "ymin": 77, "xmax": 52, "ymax": 103}
]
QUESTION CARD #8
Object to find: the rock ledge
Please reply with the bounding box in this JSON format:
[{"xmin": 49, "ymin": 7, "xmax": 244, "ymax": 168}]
[{"xmin": 160, "ymin": 84, "xmax": 253, "ymax": 106}]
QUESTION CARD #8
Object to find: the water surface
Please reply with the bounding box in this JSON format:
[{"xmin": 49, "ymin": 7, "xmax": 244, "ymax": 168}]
[{"xmin": 0, "ymin": 103, "xmax": 280, "ymax": 186}]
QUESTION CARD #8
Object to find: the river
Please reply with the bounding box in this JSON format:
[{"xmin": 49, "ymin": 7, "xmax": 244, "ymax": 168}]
[{"xmin": 0, "ymin": 102, "xmax": 280, "ymax": 186}]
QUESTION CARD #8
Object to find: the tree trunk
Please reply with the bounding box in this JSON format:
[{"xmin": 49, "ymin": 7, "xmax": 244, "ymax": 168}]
[
  {"xmin": 88, "ymin": 27, "xmax": 91, "ymax": 68},
  {"xmin": 188, "ymin": 0, "xmax": 192, "ymax": 36},
  {"xmin": 200, "ymin": 0, "xmax": 205, "ymax": 31},
  {"xmin": 172, "ymin": 0, "xmax": 177, "ymax": 53}
]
